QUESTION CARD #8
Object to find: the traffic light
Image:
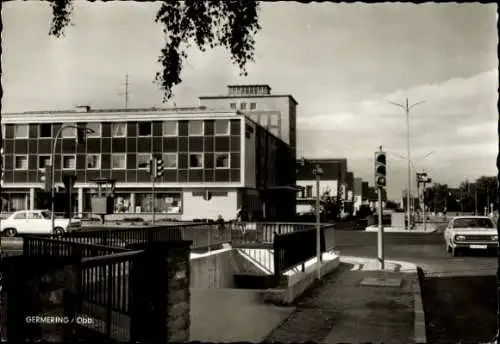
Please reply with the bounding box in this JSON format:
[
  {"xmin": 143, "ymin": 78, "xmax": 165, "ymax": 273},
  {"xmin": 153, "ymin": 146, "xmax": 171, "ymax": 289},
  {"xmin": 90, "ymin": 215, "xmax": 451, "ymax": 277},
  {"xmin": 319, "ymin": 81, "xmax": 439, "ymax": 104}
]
[
  {"xmin": 156, "ymin": 157, "xmax": 164, "ymax": 178},
  {"xmin": 41, "ymin": 166, "xmax": 53, "ymax": 192},
  {"xmin": 374, "ymin": 151, "xmax": 386, "ymax": 188},
  {"xmin": 147, "ymin": 158, "xmax": 155, "ymax": 175}
]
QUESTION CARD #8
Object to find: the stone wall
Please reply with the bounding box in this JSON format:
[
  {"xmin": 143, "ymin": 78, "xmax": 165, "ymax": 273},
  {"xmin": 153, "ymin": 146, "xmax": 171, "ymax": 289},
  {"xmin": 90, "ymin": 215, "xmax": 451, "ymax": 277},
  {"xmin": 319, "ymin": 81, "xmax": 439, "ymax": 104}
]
[
  {"xmin": 167, "ymin": 246, "xmax": 191, "ymax": 342},
  {"xmin": 1, "ymin": 256, "xmax": 79, "ymax": 342}
]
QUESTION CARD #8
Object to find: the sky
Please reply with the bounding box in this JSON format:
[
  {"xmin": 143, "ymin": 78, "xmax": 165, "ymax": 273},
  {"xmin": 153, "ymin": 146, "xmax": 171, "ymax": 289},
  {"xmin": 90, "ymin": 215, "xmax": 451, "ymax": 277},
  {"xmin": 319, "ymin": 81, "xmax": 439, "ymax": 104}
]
[{"xmin": 2, "ymin": 2, "xmax": 498, "ymax": 199}]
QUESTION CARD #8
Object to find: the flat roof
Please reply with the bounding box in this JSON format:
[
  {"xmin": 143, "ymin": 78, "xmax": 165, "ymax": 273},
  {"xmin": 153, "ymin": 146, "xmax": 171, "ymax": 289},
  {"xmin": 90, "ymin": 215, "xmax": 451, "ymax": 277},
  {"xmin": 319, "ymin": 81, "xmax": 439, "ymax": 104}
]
[{"xmin": 199, "ymin": 94, "xmax": 298, "ymax": 105}]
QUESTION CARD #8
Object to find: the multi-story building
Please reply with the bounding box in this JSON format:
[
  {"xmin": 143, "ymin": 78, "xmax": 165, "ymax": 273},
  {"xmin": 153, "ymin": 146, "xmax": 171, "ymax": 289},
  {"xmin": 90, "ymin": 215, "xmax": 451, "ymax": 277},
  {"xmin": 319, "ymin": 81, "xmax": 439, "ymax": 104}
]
[
  {"xmin": 295, "ymin": 158, "xmax": 348, "ymax": 214},
  {"xmin": 0, "ymin": 106, "xmax": 296, "ymax": 221},
  {"xmin": 353, "ymin": 177, "xmax": 363, "ymax": 213},
  {"xmin": 199, "ymin": 84, "xmax": 298, "ymax": 157},
  {"xmin": 344, "ymin": 171, "xmax": 355, "ymax": 215}
]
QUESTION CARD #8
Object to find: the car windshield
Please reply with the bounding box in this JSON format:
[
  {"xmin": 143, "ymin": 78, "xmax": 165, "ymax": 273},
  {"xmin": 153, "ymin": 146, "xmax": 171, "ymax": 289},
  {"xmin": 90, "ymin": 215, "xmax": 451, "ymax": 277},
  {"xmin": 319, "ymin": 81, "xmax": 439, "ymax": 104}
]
[
  {"xmin": 453, "ymin": 218, "xmax": 494, "ymax": 229},
  {"xmin": 41, "ymin": 211, "xmax": 52, "ymax": 219}
]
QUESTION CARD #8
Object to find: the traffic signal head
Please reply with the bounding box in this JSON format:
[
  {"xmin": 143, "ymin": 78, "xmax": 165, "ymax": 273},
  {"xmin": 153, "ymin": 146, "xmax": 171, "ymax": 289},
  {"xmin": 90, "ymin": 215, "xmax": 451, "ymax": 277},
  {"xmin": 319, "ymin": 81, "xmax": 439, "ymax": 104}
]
[
  {"xmin": 41, "ymin": 165, "xmax": 52, "ymax": 192},
  {"xmin": 375, "ymin": 152, "xmax": 387, "ymax": 188},
  {"xmin": 76, "ymin": 128, "xmax": 86, "ymax": 144},
  {"xmin": 156, "ymin": 157, "xmax": 164, "ymax": 177}
]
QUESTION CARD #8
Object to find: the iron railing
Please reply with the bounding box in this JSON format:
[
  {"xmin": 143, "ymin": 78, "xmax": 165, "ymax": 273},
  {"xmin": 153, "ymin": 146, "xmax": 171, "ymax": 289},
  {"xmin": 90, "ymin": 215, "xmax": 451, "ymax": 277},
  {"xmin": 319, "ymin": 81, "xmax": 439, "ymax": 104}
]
[{"xmin": 273, "ymin": 226, "xmax": 327, "ymax": 277}]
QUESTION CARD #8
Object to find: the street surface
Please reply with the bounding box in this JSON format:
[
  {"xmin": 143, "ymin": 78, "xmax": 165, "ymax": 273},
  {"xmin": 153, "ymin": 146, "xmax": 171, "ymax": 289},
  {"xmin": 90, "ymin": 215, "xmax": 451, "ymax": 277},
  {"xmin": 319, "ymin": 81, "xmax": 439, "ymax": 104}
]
[
  {"xmin": 331, "ymin": 226, "xmax": 497, "ymax": 344},
  {"xmin": 2, "ymin": 222, "xmax": 498, "ymax": 343}
]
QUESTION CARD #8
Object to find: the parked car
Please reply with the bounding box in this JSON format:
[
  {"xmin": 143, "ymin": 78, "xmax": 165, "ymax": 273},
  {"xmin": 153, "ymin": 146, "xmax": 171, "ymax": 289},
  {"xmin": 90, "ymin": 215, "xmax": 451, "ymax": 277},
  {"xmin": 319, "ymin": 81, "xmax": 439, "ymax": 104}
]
[
  {"xmin": 443, "ymin": 216, "xmax": 498, "ymax": 256},
  {"xmin": 0, "ymin": 210, "xmax": 82, "ymax": 237}
]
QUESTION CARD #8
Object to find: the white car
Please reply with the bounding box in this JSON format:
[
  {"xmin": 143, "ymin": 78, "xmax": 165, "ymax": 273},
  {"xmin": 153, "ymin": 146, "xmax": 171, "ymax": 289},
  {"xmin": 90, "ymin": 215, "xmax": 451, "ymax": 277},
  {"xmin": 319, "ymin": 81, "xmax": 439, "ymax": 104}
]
[
  {"xmin": 444, "ymin": 216, "xmax": 498, "ymax": 256},
  {"xmin": 0, "ymin": 210, "xmax": 82, "ymax": 237}
]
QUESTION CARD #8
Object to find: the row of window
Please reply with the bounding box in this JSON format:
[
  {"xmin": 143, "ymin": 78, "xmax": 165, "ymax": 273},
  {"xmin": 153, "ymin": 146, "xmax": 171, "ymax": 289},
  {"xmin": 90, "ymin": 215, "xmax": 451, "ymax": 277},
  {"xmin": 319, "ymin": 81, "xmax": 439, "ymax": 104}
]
[
  {"xmin": 10, "ymin": 152, "xmax": 232, "ymax": 171},
  {"xmin": 230, "ymin": 102, "xmax": 257, "ymax": 111},
  {"xmin": 5, "ymin": 119, "xmax": 232, "ymax": 139}
]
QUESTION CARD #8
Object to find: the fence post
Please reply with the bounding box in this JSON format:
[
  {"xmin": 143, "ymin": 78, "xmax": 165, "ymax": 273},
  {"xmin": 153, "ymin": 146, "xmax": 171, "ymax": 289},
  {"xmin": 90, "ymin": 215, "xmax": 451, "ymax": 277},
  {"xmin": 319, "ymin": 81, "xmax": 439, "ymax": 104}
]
[
  {"xmin": 106, "ymin": 264, "xmax": 113, "ymax": 339},
  {"xmin": 208, "ymin": 225, "xmax": 212, "ymax": 253}
]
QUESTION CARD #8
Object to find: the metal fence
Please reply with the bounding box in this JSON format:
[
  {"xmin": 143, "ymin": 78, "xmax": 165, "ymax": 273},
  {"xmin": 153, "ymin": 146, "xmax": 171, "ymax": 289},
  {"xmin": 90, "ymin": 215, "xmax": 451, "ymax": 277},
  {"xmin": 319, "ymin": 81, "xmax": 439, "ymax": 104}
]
[
  {"xmin": 21, "ymin": 235, "xmax": 139, "ymax": 342},
  {"xmin": 273, "ymin": 227, "xmax": 327, "ymax": 277},
  {"xmin": 57, "ymin": 222, "xmax": 233, "ymax": 251}
]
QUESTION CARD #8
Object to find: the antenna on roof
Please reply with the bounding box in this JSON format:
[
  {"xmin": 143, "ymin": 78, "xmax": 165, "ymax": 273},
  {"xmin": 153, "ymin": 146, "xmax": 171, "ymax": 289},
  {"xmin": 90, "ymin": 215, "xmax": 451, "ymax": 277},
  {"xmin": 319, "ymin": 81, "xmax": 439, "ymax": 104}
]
[{"xmin": 117, "ymin": 74, "xmax": 131, "ymax": 109}]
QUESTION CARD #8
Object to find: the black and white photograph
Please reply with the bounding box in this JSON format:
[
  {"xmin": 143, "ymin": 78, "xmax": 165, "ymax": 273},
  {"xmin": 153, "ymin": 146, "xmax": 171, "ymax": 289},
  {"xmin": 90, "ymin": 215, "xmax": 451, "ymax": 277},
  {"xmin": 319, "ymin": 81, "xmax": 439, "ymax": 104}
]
[{"xmin": 0, "ymin": 1, "xmax": 498, "ymax": 343}]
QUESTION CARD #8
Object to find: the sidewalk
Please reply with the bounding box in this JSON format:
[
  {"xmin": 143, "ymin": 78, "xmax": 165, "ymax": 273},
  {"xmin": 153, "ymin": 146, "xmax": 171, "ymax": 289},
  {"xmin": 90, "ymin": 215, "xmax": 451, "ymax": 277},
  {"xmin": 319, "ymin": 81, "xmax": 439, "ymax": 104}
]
[
  {"xmin": 365, "ymin": 224, "xmax": 436, "ymax": 233},
  {"xmin": 264, "ymin": 261, "xmax": 419, "ymax": 344}
]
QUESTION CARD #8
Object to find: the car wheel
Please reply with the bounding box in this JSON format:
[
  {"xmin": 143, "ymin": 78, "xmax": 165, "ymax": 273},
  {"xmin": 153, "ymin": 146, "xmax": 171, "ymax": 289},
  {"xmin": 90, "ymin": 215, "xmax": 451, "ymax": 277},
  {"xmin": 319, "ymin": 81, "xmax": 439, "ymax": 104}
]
[
  {"xmin": 53, "ymin": 227, "xmax": 64, "ymax": 236},
  {"xmin": 4, "ymin": 228, "xmax": 17, "ymax": 237}
]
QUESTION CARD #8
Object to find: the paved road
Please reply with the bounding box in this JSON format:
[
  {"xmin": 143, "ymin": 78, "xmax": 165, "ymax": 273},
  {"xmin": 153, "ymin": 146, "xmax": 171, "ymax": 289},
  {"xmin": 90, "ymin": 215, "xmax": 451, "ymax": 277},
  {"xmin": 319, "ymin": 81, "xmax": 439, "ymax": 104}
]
[{"xmin": 331, "ymin": 228, "xmax": 497, "ymax": 343}]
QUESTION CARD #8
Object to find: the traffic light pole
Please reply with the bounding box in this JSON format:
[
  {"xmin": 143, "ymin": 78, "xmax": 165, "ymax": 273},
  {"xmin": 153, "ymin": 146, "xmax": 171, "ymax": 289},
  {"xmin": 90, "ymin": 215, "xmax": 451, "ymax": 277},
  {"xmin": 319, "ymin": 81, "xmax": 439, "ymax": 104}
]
[
  {"xmin": 377, "ymin": 185, "xmax": 384, "ymax": 270},
  {"xmin": 152, "ymin": 173, "xmax": 156, "ymax": 225}
]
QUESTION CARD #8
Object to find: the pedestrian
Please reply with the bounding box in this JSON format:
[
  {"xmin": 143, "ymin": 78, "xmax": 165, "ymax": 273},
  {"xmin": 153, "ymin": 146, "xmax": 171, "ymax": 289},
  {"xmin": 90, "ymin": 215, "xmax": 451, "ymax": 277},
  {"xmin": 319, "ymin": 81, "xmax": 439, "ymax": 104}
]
[
  {"xmin": 235, "ymin": 206, "xmax": 246, "ymax": 236},
  {"xmin": 216, "ymin": 214, "xmax": 225, "ymax": 237}
]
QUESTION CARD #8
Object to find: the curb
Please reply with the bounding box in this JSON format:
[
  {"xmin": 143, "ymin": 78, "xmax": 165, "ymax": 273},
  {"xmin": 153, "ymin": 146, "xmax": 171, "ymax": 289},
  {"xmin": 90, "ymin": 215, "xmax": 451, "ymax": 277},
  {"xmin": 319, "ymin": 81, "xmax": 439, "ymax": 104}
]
[{"xmin": 414, "ymin": 269, "xmax": 427, "ymax": 344}]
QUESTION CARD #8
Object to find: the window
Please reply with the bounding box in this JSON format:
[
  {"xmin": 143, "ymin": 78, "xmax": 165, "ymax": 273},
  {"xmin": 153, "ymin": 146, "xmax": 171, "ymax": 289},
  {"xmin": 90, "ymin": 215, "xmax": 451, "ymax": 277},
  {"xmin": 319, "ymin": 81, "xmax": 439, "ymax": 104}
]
[
  {"xmin": 39, "ymin": 124, "xmax": 52, "ymax": 138},
  {"xmin": 62, "ymin": 155, "xmax": 76, "ymax": 170},
  {"xmin": 14, "ymin": 155, "xmax": 28, "ymax": 170},
  {"xmin": 189, "ymin": 153, "xmax": 203, "ymax": 169},
  {"xmin": 112, "ymin": 123, "xmax": 126, "ymax": 137},
  {"xmin": 38, "ymin": 155, "xmax": 51, "ymax": 169},
  {"xmin": 188, "ymin": 121, "xmax": 204, "ymax": 136},
  {"xmin": 163, "ymin": 121, "xmax": 178, "ymax": 136},
  {"xmin": 240, "ymin": 102, "xmax": 247, "ymax": 110},
  {"xmin": 86, "ymin": 123, "xmax": 101, "ymax": 137},
  {"xmin": 270, "ymin": 114, "xmax": 279, "ymax": 126},
  {"xmin": 230, "ymin": 103, "xmax": 236, "ymax": 110},
  {"xmin": 62, "ymin": 123, "xmax": 76, "ymax": 138},
  {"xmin": 28, "ymin": 212, "xmax": 43, "ymax": 219},
  {"xmin": 259, "ymin": 116, "xmax": 268, "ymax": 127},
  {"xmin": 215, "ymin": 120, "xmax": 230, "ymax": 136},
  {"xmin": 137, "ymin": 153, "xmax": 151, "ymax": 169},
  {"xmin": 13, "ymin": 212, "xmax": 27, "ymax": 220},
  {"xmin": 138, "ymin": 122, "xmax": 152, "ymax": 136},
  {"xmin": 164, "ymin": 153, "xmax": 178, "ymax": 169},
  {"xmin": 14, "ymin": 124, "xmax": 28, "ymax": 138},
  {"xmin": 111, "ymin": 154, "xmax": 126, "ymax": 169},
  {"xmin": 453, "ymin": 218, "xmax": 494, "ymax": 229},
  {"xmin": 86, "ymin": 154, "xmax": 101, "ymax": 169},
  {"xmin": 215, "ymin": 153, "xmax": 229, "ymax": 169},
  {"xmin": 306, "ymin": 185, "xmax": 313, "ymax": 198},
  {"xmin": 250, "ymin": 102, "xmax": 256, "ymax": 110}
]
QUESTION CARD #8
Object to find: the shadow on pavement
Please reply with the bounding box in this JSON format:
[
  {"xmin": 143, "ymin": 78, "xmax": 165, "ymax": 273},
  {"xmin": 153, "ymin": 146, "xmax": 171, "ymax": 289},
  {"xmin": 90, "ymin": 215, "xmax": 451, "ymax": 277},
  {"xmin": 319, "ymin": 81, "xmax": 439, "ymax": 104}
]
[{"xmin": 420, "ymin": 273, "xmax": 497, "ymax": 344}]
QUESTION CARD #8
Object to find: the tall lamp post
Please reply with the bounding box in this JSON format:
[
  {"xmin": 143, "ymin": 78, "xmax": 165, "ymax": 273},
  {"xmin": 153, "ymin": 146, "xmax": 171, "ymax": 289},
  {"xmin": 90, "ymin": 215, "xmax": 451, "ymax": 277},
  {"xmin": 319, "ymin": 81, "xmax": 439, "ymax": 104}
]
[
  {"xmin": 313, "ymin": 164, "xmax": 323, "ymax": 280},
  {"xmin": 50, "ymin": 125, "xmax": 94, "ymax": 231},
  {"xmin": 388, "ymin": 98, "xmax": 426, "ymax": 230}
]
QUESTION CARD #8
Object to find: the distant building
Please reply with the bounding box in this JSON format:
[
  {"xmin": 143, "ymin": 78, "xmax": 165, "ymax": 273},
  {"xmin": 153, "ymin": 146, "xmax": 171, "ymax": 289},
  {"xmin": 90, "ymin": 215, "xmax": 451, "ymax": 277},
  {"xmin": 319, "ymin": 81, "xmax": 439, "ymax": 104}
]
[
  {"xmin": 1, "ymin": 105, "xmax": 296, "ymax": 221},
  {"xmin": 199, "ymin": 84, "xmax": 298, "ymax": 157},
  {"xmin": 295, "ymin": 158, "xmax": 348, "ymax": 214},
  {"xmin": 353, "ymin": 177, "xmax": 363, "ymax": 213}
]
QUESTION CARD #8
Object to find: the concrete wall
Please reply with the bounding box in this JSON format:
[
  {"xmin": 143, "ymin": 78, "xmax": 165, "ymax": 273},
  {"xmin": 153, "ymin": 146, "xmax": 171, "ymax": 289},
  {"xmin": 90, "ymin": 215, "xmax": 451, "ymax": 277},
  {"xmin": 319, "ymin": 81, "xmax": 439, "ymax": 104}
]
[
  {"xmin": 181, "ymin": 189, "xmax": 238, "ymax": 221},
  {"xmin": 189, "ymin": 248, "xmax": 266, "ymax": 289}
]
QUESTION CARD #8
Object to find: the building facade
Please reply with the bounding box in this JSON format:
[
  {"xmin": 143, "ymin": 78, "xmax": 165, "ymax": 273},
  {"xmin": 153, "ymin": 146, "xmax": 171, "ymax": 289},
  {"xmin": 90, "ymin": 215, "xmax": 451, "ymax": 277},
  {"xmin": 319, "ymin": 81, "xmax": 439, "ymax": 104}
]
[
  {"xmin": 295, "ymin": 158, "xmax": 348, "ymax": 214},
  {"xmin": 1, "ymin": 106, "xmax": 295, "ymax": 221},
  {"xmin": 199, "ymin": 85, "xmax": 298, "ymax": 157}
]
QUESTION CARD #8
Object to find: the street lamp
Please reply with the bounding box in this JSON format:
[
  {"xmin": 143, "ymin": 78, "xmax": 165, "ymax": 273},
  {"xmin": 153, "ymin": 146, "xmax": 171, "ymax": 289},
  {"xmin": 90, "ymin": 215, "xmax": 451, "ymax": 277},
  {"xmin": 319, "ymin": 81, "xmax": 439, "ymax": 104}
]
[
  {"xmin": 51, "ymin": 125, "xmax": 95, "ymax": 232},
  {"xmin": 388, "ymin": 98, "xmax": 426, "ymax": 230},
  {"xmin": 313, "ymin": 164, "xmax": 323, "ymax": 281}
]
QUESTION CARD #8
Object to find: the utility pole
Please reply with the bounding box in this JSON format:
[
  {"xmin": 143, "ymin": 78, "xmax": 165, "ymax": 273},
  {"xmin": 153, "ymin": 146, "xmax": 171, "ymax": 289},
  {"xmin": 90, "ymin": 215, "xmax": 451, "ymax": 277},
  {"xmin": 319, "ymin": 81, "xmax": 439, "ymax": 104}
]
[
  {"xmin": 118, "ymin": 74, "xmax": 131, "ymax": 109},
  {"xmin": 388, "ymin": 98, "xmax": 426, "ymax": 230},
  {"xmin": 313, "ymin": 164, "xmax": 323, "ymax": 281}
]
